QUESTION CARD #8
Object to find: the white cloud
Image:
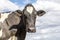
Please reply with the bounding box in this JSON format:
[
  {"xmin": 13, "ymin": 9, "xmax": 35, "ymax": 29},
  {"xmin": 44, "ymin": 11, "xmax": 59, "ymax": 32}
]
[
  {"xmin": 32, "ymin": 0, "xmax": 60, "ymax": 26},
  {"xmin": 40, "ymin": 26, "xmax": 60, "ymax": 34},
  {"xmin": 0, "ymin": 0, "xmax": 20, "ymax": 12},
  {"xmin": 33, "ymin": 0, "xmax": 60, "ymax": 10},
  {"xmin": 33, "ymin": 36, "xmax": 41, "ymax": 39},
  {"xmin": 32, "ymin": 1, "xmax": 60, "ymax": 40}
]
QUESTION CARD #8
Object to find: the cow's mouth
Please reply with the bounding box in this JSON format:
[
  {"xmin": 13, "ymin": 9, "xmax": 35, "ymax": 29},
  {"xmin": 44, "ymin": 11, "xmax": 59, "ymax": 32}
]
[{"xmin": 26, "ymin": 6, "xmax": 33, "ymax": 14}]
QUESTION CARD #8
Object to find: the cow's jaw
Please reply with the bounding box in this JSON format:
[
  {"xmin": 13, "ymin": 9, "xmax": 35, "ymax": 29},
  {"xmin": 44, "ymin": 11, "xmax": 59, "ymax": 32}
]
[{"xmin": 26, "ymin": 6, "xmax": 33, "ymax": 14}]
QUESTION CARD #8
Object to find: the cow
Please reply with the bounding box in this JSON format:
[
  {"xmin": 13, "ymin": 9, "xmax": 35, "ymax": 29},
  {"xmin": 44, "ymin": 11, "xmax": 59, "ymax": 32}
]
[
  {"xmin": 0, "ymin": 4, "xmax": 46, "ymax": 40},
  {"xmin": 10, "ymin": 4, "xmax": 46, "ymax": 40}
]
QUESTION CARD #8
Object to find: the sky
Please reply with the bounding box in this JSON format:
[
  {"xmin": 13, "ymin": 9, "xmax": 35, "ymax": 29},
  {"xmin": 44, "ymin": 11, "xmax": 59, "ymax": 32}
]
[
  {"xmin": 0, "ymin": 0, "xmax": 36, "ymax": 12},
  {"xmin": 0, "ymin": 0, "xmax": 60, "ymax": 40}
]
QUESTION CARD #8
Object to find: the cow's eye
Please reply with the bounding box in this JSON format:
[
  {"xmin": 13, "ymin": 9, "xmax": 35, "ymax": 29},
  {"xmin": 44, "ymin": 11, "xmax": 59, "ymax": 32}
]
[{"xmin": 26, "ymin": 6, "xmax": 33, "ymax": 14}]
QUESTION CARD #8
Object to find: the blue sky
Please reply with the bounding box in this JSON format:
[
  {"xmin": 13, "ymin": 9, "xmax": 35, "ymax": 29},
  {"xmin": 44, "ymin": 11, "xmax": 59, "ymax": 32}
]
[
  {"xmin": 0, "ymin": 0, "xmax": 37, "ymax": 12},
  {"xmin": 10, "ymin": 0, "xmax": 36, "ymax": 6}
]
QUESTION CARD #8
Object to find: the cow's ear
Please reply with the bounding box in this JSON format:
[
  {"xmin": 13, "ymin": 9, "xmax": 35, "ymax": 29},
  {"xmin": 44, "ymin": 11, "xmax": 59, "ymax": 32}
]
[
  {"xmin": 13, "ymin": 10, "xmax": 22, "ymax": 16},
  {"xmin": 37, "ymin": 10, "xmax": 46, "ymax": 16}
]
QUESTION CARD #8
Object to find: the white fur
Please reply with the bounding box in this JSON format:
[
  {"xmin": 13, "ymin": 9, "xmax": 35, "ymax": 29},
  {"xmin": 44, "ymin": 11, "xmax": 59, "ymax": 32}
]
[
  {"xmin": 8, "ymin": 36, "xmax": 17, "ymax": 40},
  {"xmin": 0, "ymin": 29, "xmax": 3, "ymax": 37},
  {"xmin": 0, "ymin": 13, "xmax": 11, "ymax": 23},
  {"xmin": 29, "ymin": 27, "xmax": 35, "ymax": 30},
  {"xmin": 26, "ymin": 6, "xmax": 33, "ymax": 14}
]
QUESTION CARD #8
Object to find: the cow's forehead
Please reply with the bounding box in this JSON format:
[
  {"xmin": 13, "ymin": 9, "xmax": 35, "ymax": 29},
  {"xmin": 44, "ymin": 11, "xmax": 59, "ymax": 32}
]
[
  {"xmin": 26, "ymin": 6, "xmax": 33, "ymax": 14},
  {"xmin": 26, "ymin": 6, "xmax": 33, "ymax": 9}
]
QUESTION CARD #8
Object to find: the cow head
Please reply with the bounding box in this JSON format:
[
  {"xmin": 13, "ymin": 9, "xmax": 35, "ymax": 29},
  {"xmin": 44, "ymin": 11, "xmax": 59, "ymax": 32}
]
[{"xmin": 23, "ymin": 4, "xmax": 46, "ymax": 33}]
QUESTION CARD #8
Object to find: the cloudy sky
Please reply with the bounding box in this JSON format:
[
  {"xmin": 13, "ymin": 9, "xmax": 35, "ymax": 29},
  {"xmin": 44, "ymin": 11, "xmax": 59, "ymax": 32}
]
[{"xmin": 0, "ymin": 0, "xmax": 60, "ymax": 40}]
